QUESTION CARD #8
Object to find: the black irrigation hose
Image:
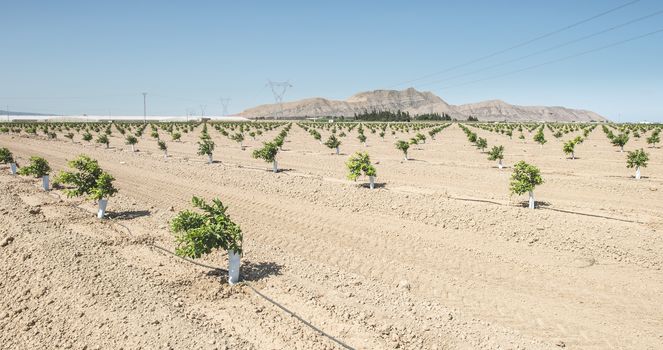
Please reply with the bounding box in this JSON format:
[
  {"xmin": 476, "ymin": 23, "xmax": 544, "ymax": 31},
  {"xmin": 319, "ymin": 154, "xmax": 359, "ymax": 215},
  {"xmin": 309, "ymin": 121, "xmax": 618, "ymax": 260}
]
[
  {"xmin": 108, "ymin": 219, "xmax": 355, "ymax": 350},
  {"xmin": 448, "ymin": 195, "xmax": 645, "ymax": 224},
  {"xmin": 244, "ymin": 283, "xmax": 355, "ymax": 350}
]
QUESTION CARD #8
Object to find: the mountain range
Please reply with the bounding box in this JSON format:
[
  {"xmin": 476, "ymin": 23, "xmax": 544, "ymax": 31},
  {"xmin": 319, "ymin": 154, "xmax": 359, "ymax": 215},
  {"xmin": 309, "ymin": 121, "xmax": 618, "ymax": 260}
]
[{"xmin": 239, "ymin": 88, "xmax": 607, "ymax": 122}]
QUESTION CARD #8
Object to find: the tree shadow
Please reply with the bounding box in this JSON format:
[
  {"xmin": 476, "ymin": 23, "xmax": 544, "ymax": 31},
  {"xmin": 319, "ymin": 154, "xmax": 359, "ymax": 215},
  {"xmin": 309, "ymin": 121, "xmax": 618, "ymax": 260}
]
[
  {"xmin": 206, "ymin": 260, "xmax": 283, "ymax": 282},
  {"xmin": 360, "ymin": 182, "xmax": 386, "ymax": 189},
  {"xmin": 517, "ymin": 200, "xmax": 552, "ymax": 208},
  {"xmin": 107, "ymin": 210, "xmax": 151, "ymax": 220}
]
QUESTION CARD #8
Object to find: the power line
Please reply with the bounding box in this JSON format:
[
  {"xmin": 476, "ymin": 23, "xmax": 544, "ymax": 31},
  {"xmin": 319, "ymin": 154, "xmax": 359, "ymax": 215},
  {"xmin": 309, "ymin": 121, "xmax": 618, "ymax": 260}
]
[
  {"xmin": 416, "ymin": 8, "xmax": 663, "ymax": 88},
  {"xmin": 432, "ymin": 27, "xmax": 663, "ymax": 91},
  {"xmin": 389, "ymin": 0, "xmax": 641, "ymax": 88}
]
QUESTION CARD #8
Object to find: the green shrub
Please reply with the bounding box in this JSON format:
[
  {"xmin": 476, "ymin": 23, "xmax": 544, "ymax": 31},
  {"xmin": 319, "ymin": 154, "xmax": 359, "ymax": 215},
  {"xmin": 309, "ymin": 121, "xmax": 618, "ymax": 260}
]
[{"xmin": 171, "ymin": 197, "xmax": 243, "ymax": 258}]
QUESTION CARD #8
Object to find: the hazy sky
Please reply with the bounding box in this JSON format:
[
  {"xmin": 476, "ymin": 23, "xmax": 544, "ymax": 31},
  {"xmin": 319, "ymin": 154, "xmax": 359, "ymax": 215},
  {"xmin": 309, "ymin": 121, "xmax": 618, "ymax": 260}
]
[{"xmin": 2, "ymin": 0, "xmax": 662, "ymax": 121}]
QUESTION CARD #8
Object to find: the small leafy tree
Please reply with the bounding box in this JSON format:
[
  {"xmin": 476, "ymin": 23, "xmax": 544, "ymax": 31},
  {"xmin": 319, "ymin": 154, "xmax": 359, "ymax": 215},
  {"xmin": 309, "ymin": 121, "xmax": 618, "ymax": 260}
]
[
  {"xmin": 611, "ymin": 133, "xmax": 629, "ymax": 152},
  {"xmin": 18, "ymin": 156, "xmax": 51, "ymax": 178},
  {"xmin": 158, "ymin": 140, "xmax": 168, "ymax": 157},
  {"xmin": 96, "ymin": 134, "xmax": 110, "ymax": 148},
  {"xmin": 125, "ymin": 135, "xmax": 138, "ymax": 152},
  {"xmin": 475, "ymin": 137, "xmax": 488, "ymax": 152},
  {"xmin": 0, "ymin": 148, "xmax": 14, "ymax": 164},
  {"xmin": 252, "ymin": 141, "xmax": 280, "ymax": 172},
  {"xmin": 346, "ymin": 152, "xmax": 377, "ymax": 189},
  {"xmin": 324, "ymin": 134, "xmax": 341, "ymax": 155},
  {"xmin": 231, "ymin": 133, "xmax": 245, "ymax": 149},
  {"xmin": 563, "ymin": 139, "xmax": 577, "ymax": 159},
  {"xmin": 509, "ymin": 161, "xmax": 543, "ymax": 209},
  {"xmin": 487, "ymin": 145, "xmax": 504, "ymax": 169},
  {"xmin": 64, "ymin": 132, "xmax": 74, "ymax": 142},
  {"xmin": 171, "ymin": 197, "xmax": 243, "ymax": 283},
  {"xmin": 416, "ymin": 133, "xmax": 426, "ymax": 144},
  {"xmin": 358, "ymin": 133, "xmax": 367, "ymax": 146},
  {"xmin": 395, "ymin": 140, "xmax": 410, "ymax": 160},
  {"xmin": 647, "ymin": 132, "xmax": 660, "ymax": 148},
  {"xmin": 197, "ymin": 135, "xmax": 215, "ymax": 163},
  {"xmin": 533, "ymin": 129, "xmax": 546, "ymax": 147},
  {"xmin": 172, "ymin": 131, "xmax": 182, "ymax": 141},
  {"xmin": 626, "ymin": 148, "xmax": 648, "ymax": 180},
  {"xmin": 55, "ymin": 155, "xmax": 117, "ymax": 202},
  {"xmin": 55, "ymin": 155, "xmax": 104, "ymax": 197},
  {"xmin": 82, "ymin": 132, "xmax": 93, "ymax": 142}
]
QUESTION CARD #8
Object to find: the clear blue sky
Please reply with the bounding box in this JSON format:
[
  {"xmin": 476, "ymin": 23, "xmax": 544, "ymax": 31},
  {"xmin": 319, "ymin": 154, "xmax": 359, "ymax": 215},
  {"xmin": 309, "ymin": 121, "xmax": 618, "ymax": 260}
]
[{"xmin": 2, "ymin": 0, "xmax": 662, "ymax": 121}]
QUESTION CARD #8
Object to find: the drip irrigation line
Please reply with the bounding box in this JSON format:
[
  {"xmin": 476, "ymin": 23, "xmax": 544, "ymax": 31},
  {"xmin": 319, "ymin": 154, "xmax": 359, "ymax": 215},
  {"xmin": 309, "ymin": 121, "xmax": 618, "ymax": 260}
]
[
  {"xmin": 244, "ymin": 283, "xmax": 356, "ymax": 350},
  {"xmin": 448, "ymin": 195, "xmax": 645, "ymax": 224},
  {"xmin": 107, "ymin": 218, "xmax": 355, "ymax": 350}
]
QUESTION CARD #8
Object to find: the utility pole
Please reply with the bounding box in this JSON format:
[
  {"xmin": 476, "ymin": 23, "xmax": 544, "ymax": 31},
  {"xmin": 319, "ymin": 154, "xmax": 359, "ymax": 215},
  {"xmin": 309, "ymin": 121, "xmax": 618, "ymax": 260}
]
[
  {"xmin": 200, "ymin": 105, "xmax": 206, "ymax": 118},
  {"xmin": 142, "ymin": 92, "xmax": 147, "ymax": 124},
  {"xmin": 266, "ymin": 80, "xmax": 292, "ymax": 120},
  {"xmin": 219, "ymin": 97, "xmax": 231, "ymax": 116}
]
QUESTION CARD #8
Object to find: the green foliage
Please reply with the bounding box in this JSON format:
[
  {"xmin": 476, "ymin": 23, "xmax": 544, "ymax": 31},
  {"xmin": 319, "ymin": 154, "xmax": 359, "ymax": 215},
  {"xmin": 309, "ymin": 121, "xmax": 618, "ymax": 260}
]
[
  {"xmin": 125, "ymin": 135, "xmax": 138, "ymax": 145},
  {"xmin": 324, "ymin": 134, "xmax": 341, "ymax": 149},
  {"xmin": 626, "ymin": 149, "xmax": 649, "ymax": 168},
  {"xmin": 533, "ymin": 129, "xmax": 546, "ymax": 145},
  {"xmin": 0, "ymin": 148, "xmax": 13, "ymax": 163},
  {"xmin": 55, "ymin": 154, "xmax": 118, "ymax": 200},
  {"xmin": 18, "ymin": 156, "xmax": 51, "ymax": 177},
  {"xmin": 55, "ymin": 155, "xmax": 103, "ymax": 197},
  {"xmin": 357, "ymin": 133, "xmax": 367, "ymax": 144},
  {"xmin": 158, "ymin": 140, "xmax": 167, "ymax": 151},
  {"xmin": 611, "ymin": 133, "xmax": 629, "ymax": 149},
  {"xmin": 346, "ymin": 152, "xmax": 377, "ymax": 181},
  {"xmin": 509, "ymin": 161, "xmax": 543, "ymax": 195},
  {"xmin": 563, "ymin": 139, "xmax": 576, "ymax": 156},
  {"xmin": 395, "ymin": 140, "xmax": 410, "ymax": 155},
  {"xmin": 82, "ymin": 132, "xmax": 93, "ymax": 141},
  {"xmin": 475, "ymin": 137, "xmax": 488, "ymax": 151},
  {"xmin": 252, "ymin": 141, "xmax": 279, "ymax": 163},
  {"xmin": 171, "ymin": 132, "xmax": 182, "ymax": 141},
  {"xmin": 96, "ymin": 134, "xmax": 110, "ymax": 147},
  {"xmin": 487, "ymin": 145, "xmax": 504, "ymax": 161},
  {"xmin": 197, "ymin": 138, "xmax": 215, "ymax": 156},
  {"xmin": 171, "ymin": 196, "xmax": 243, "ymax": 258},
  {"xmin": 647, "ymin": 132, "xmax": 660, "ymax": 147},
  {"xmin": 90, "ymin": 172, "xmax": 118, "ymax": 201}
]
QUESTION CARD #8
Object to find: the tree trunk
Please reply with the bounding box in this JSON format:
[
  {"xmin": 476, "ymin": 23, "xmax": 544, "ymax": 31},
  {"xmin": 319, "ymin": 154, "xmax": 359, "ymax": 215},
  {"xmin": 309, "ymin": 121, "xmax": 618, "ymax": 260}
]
[
  {"xmin": 404, "ymin": 152, "xmax": 408, "ymax": 161},
  {"xmin": 635, "ymin": 166, "xmax": 641, "ymax": 180},
  {"xmin": 98, "ymin": 198, "xmax": 108, "ymax": 219},
  {"xmin": 10, "ymin": 163, "xmax": 17, "ymax": 175},
  {"xmin": 498, "ymin": 159, "xmax": 503, "ymax": 169},
  {"xmin": 131, "ymin": 145, "xmax": 135, "ymax": 152},
  {"xmin": 228, "ymin": 250, "xmax": 241, "ymax": 284},
  {"xmin": 164, "ymin": 150, "xmax": 168, "ymax": 158},
  {"xmin": 207, "ymin": 154, "xmax": 213, "ymax": 164},
  {"xmin": 272, "ymin": 159, "xmax": 278, "ymax": 173},
  {"xmin": 571, "ymin": 152, "xmax": 575, "ymax": 160},
  {"xmin": 42, "ymin": 175, "xmax": 49, "ymax": 192},
  {"xmin": 369, "ymin": 176, "xmax": 375, "ymax": 189},
  {"xmin": 335, "ymin": 146, "xmax": 339, "ymax": 155},
  {"xmin": 528, "ymin": 191, "xmax": 535, "ymax": 209}
]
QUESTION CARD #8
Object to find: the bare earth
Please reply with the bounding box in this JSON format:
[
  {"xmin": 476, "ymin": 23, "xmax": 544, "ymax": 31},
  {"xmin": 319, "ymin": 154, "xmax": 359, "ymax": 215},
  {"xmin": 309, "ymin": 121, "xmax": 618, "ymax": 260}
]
[{"xmin": 1, "ymin": 123, "xmax": 662, "ymax": 349}]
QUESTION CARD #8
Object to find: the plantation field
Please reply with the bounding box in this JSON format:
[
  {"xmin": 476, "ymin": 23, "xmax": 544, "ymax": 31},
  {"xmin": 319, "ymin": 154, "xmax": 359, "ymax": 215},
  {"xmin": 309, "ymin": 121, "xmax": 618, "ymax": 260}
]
[{"xmin": 1, "ymin": 122, "xmax": 662, "ymax": 349}]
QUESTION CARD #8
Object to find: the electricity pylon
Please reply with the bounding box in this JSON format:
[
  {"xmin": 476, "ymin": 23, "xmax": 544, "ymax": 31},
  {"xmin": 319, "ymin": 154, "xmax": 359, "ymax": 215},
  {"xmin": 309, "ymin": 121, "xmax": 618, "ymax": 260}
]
[
  {"xmin": 266, "ymin": 80, "xmax": 292, "ymax": 120},
  {"xmin": 219, "ymin": 97, "xmax": 231, "ymax": 116}
]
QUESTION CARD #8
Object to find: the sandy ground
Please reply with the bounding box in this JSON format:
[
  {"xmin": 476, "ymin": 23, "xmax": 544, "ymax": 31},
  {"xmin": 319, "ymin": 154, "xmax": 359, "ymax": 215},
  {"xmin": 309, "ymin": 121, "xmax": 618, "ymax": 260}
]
[{"xmin": 1, "ymin": 123, "xmax": 662, "ymax": 349}]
